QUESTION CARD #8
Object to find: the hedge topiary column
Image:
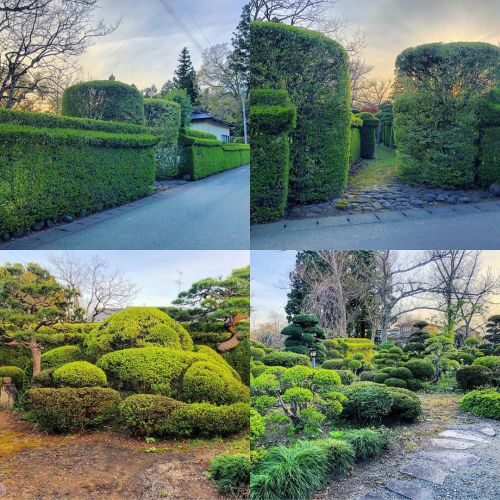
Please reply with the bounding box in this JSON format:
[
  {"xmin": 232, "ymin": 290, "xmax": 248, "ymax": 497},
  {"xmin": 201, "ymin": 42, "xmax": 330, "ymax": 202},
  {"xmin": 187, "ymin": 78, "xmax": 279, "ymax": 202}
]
[
  {"xmin": 62, "ymin": 80, "xmax": 145, "ymax": 125},
  {"xmin": 251, "ymin": 21, "xmax": 351, "ymax": 205},
  {"xmin": 358, "ymin": 112, "xmax": 380, "ymax": 159},
  {"xmin": 250, "ymin": 89, "xmax": 297, "ymax": 223},
  {"xmin": 477, "ymin": 88, "xmax": 500, "ymax": 187}
]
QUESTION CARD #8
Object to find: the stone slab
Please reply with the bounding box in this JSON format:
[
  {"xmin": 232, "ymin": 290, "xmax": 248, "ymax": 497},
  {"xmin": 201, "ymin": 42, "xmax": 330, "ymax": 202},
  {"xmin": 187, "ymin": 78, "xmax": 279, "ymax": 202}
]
[
  {"xmin": 420, "ymin": 450, "xmax": 480, "ymax": 467},
  {"xmin": 385, "ymin": 479, "xmax": 434, "ymax": 500},
  {"xmin": 439, "ymin": 430, "xmax": 490, "ymax": 443},
  {"xmin": 357, "ymin": 493, "xmax": 386, "ymax": 500},
  {"xmin": 400, "ymin": 463, "xmax": 449, "ymax": 485},
  {"xmin": 430, "ymin": 438, "xmax": 476, "ymax": 450},
  {"xmin": 477, "ymin": 426, "xmax": 496, "ymax": 437}
]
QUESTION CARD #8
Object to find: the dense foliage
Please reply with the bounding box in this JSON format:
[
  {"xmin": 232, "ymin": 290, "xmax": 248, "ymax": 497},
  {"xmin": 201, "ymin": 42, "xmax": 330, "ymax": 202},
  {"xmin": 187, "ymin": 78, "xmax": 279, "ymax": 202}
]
[
  {"xmin": 460, "ymin": 388, "xmax": 500, "ymax": 419},
  {"xmin": 358, "ymin": 112, "xmax": 380, "ymax": 159},
  {"xmin": 281, "ymin": 315, "xmax": 326, "ymax": 362}
]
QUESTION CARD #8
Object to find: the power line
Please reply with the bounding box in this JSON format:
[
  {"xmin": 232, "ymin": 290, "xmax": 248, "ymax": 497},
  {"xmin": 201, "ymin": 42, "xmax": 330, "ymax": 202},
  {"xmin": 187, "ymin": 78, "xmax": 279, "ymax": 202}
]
[
  {"xmin": 156, "ymin": 0, "xmax": 204, "ymax": 53},
  {"xmin": 181, "ymin": 2, "xmax": 211, "ymax": 47}
]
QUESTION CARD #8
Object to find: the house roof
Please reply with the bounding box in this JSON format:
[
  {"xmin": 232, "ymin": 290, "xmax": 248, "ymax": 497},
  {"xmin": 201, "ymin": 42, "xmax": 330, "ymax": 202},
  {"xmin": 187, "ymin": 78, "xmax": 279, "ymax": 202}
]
[{"xmin": 190, "ymin": 110, "xmax": 233, "ymax": 127}]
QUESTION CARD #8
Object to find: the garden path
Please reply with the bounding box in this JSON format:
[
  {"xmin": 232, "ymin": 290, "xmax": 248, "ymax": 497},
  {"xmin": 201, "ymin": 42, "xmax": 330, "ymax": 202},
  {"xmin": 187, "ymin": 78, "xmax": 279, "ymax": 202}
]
[
  {"xmin": 0, "ymin": 410, "xmax": 241, "ymax": 499},
  {"xmin": 315, "ymin": 393, "xmax": 500, "ymax": 500}
]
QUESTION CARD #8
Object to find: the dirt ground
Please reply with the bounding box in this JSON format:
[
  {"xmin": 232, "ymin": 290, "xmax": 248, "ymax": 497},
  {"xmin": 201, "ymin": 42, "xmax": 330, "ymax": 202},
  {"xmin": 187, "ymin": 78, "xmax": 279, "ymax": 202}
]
[
  {"xmin": 315, "ymin": 392, "xmax": 476, "ymax": 499},
  {"xmin": 0, "ymin": 410, "xmax": 246, "ymax": 499}
]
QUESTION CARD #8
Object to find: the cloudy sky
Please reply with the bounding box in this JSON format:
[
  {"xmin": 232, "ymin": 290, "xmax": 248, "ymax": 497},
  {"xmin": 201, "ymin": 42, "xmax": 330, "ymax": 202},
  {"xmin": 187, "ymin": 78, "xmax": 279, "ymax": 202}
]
[
  {"xmin": 332, "ymin": 0, "xmax": 500, "ymax": 80},
  {"xmin": 251, "ymin": 251, "xmax": 500, "ymax": 327},
  {"xmin": 0, "ymin": 251, "xmax": 249, "ymax": 307},
  {"xmin": 78, "ymin": 0, "xmax": 246, "ymax": 89}
]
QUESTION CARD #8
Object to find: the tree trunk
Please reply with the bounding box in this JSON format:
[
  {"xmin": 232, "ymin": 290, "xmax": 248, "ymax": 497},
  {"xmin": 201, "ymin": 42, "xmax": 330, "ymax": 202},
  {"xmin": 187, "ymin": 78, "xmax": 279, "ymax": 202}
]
[{"xmin": 31, "ymin": 345, "xmax": 42, "ymax": 376}]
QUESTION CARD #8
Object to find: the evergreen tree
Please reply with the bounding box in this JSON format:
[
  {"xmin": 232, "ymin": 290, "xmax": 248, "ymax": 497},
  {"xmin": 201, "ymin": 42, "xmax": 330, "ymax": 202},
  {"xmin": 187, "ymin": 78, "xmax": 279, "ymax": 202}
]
[
  {"xmin": 173, "ymin": 47, "xmax": 199, "ymax": 104},
  {"xmin": 282, "ymin": 314, "xmax": 326, "ymax": 362},
  {"xmin": 484, "ymin": 315, "xmax": 500, "ymax": 349},
  {"xmin": 230, "ymin": 3, "xmax": 250, "ymax": 88},
  {"xmin": 405, "ymin": 321, "xmax": 433, "ymax": 356}
]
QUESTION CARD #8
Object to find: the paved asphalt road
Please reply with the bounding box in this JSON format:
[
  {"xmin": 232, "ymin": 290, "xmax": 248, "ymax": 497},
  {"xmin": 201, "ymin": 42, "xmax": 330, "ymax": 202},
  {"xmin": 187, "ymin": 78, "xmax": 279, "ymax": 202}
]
[
  {"xmin": 251, "ymin": 200, "xmax": 500, "ymax": 250},
  {"xmin": 2, "ymin": 166, "xmax": 249, "ymax": 250}
]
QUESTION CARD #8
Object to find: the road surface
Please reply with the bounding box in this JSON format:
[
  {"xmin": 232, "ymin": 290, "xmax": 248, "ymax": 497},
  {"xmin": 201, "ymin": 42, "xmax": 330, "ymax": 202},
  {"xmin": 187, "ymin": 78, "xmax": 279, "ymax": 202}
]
[
  {"xmin": 251, "ymin": 200, "xmax": 500, "ymax": 250},
  {"xmin": 2, "ymin": 166, "xmax": 249, "ymax": 250}
]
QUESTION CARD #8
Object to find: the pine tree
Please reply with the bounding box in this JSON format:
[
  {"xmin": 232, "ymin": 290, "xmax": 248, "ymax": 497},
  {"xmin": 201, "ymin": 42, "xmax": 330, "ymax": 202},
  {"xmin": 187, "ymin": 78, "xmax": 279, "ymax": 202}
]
[
  {"xmin": 484, "ymin": 315, "xmax": 500, "ymax": 348},
  {"xmin": 281, "ymin": 314, "xmax": 327, "ymax": 362},
  {"xmin": 230, "ymin": 3, "xmax": 250, "ymax": 87},
  {"xmin": 173, "ymin": 47, "xmax": 199, "ymax": 104}
]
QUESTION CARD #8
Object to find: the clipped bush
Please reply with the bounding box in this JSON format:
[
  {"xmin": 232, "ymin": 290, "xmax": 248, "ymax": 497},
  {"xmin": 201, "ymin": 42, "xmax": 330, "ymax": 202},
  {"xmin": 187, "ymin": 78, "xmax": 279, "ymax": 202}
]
[
  {"xmin": 41, "ymin": 345, "xmax": 85, "ymax": 370},
  {"xmin": 358, "ymin": 112, "xmax": 380, "ymax": 159},
  {"xmin": 316, "ymin": 438, "xmax": 355, "ymax": 477},
  {"xmin": 26, "ymin": 387, "xmax": 120, "ymax": 433},
  {"xmin": 384, "ymin": 377, "xmax": 407, "ymax": 389},
  {"xmin": 0, "ymin": 113, "xmax": 157, "ymax": 235},
  {"xmin": 250, "ymin": 408, "xmax": 266, "ymax": 445},
  {"xmin": 342, "ymin": 383, "xmax": 394, "ymax": 423},
  {"xmin": 460, "ymin": 388, "xmax": 500, "ymax": 419},
  {"xmin": 144, "ymin": 98, "xmax": 182, "ymax": 179},
  {"xmin": 262, "ymin": 351, "xmax": 311, "ymax": 368},
  {"xmin": 0, "ymin": 366, "xmax": 24, "ymax": 387},
  {"xmin": 335, "ymin": 369, "xmax": 356, "ymax": 385},
  {"xmin": 389, "ymin": 367, "xmax": 413, "ymax": 381},
  {"xmin": 359, "ymin": 371, "xmax": 376, "ymax": 382},
  {"xmin": 62, "ymin": 80, "xmax": 145, "ymax": 125},
  {"xmin": 405, "ymin": 360, "xmax": 435, "ymax": 381},
  {"xmin": 85, "ymin": 307, "xmax": 193, "ymax": 358},
  {"xmin": 31, "ymin": 368, "xmax": 56, "ymax": 388},
  {"xmin": 52, "ymin": 361, "xmax": 107, "ymax": 388},
  {"xmin": 251, "ymin": 347, "xmax": 266, "ymax": 361},
  {"xmin": 250, "ymin": 88, "xmax": 297, "ymax": 223},
  {"xmin": 251, "ymin": 21, "xmax": 351, "ymax": 204},
  {"xmin": 478, "ymin": 89, "xmax": 500, "ymax": 186},
  {"xmin": 349, "ymin": 114, "xmax": 363, "ymax": 165},
  {"xmin": 348, "ymin": 359, "xmax": 363, "ymax": 373},
  {"xmin": 406, "ymin": 378, "xmax": 423, "ymax": 391},
  {"xmin": 456, "ymin": 365, "xmax": 492, "ymax": 391},
  {"xmin": 373, "ymin": 373, "xmax": 389, "ymax": 384},
  {"xmin": 473, "ymin": 356, "xmax": 500, "ymax": 370},
  {"xmin": 163, "ymin": 89, "xmax": 193, "ymax": 127},
  {"xmin": 208, "ymin": 453, "xmax": 250, "ymax": 497},
  {"xmin": 387, "ymin": 387, "xmax": 422, "ymax": 422},
  {"xmin": 322, "ymin": 359, "xmax": 345, "ymax": 370}
]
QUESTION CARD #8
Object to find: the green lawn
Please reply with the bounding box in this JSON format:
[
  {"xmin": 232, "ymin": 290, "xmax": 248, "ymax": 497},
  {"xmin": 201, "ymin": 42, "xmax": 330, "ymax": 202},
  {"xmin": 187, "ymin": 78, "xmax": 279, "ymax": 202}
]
[{"xmin": 349, "ymin": 146, "xmax": 399, "ymax": 192}]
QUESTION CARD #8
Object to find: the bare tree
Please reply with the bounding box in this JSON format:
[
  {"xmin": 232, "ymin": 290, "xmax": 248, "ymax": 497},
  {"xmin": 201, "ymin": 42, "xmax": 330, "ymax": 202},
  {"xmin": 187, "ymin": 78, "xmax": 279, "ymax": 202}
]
[
  {"xmin": 250, "ymin": 0, "xmax": 335, "ymax": 27},
  {"xmin": 0, "ymin": 0, "xmax": 118, "ymax": 108},
  {"xmin": 48, "ymin": 253, "xmax": 138, "ymax": 322},
  {"xmin": 357, "ymin": 79, "xmax": 394, "ymax": 107},
  {"xmin": 252, "ymin": 311, "xmax": 286, "ymax": 349}
]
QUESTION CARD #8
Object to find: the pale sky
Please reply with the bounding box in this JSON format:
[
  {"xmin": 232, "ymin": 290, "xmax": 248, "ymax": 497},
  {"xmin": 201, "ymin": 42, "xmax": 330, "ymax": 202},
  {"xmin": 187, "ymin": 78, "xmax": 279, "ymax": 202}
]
[
  {"xmin": 251, "ymin": 251, "xmax": 500, "ymax": 327},
  {"xmin": 78, "ymin": 0, "xmax": 246, "ymax": 89},
  {"xmin": 0, "ymin": 251, "xmax": 249, "ymax": 307},
  {"xmin": 333, "ymin": 0, "xmax": 500, "ymax": 80}
]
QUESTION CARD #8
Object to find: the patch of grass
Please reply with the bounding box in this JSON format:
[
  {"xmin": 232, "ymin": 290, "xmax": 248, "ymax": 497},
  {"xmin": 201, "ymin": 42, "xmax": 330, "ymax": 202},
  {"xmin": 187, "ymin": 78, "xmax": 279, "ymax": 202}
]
[{"xmin": 349, "ymin": 146, "xmax": 398, "ymax": 191}]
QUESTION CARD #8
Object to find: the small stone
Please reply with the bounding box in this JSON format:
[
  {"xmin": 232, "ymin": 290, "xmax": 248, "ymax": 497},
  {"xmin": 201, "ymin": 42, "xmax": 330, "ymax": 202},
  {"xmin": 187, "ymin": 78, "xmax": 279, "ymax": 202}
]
[
  {"xmin": 45, "ymin": 220, "xmax": 54, "ymax": 228},
  {"xmin": 439, "ymin": 430, "xmax": 490, "ymax": 443},
  {"xmin": 400, "ymin": 462, "xmax": 448, "ymax": 485},
  {"xmin": 182, "ymin": 174, "xmax": 192, "ymax": 181},
  {"xmin": 430, "ymin": 438, "xmax": 476, "ymax": 450},
  {"xmin": 79, "ymin": 208, "xmax": 88, "ymax": 218},
  {"xmin": 436, "ymin": 194, "xmax": 447, "ymax": 202},
  {"xmin": 477, "ymin": 426, "xmax": 496, "ymax": 437},
  {"xmin": 458, "ymin": 197, "xmax": 471, "ymax": 203},
  {"xmin": 357, "ymin": 493, "xmax": 386, "ymax": 500},
  {"xmin": 62, "ymin": 214, "xmax": 74, "ymax": 223},
  {"xmin": 385, "ymin": 478, "xmax": 434, "ymax": 500},
  {"xmin": 31, "ymin": 221, "xmax": 45, "ymax": 231},
  {"xmin": 420, "ymin": 450, "xmax": 480, "ymax": 467},
  {"xmin": 489, "ymin": 183, "xmax": 500, "ymax": 196},
  {"xmin": 0, "ymin": 482, "xmax": 5, "ymax": 496}
]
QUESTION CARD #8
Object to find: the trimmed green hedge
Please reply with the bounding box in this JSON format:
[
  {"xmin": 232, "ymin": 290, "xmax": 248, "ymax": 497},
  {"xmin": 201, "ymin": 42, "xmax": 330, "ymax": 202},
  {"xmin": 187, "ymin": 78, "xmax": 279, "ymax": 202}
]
[
  {"xmin": 144, "ymin": 98, "xmax": 182, "ymax": 179},
  {"xmin": 478, "ymin": 89, "xmax": 500, "ymax": 186},
  {"xmin": 62, "ymin": 80, "xmax": 145, "ymax": 125},
  {"xmin": 0, "ymin": 114, "xmax": 157, "ymax": 235},
  {"xmin": 41, "ymin": 345, "xmax": 85, "ymax": 370},
  {"xmin": 460, "ymin": 388, "xmax": 500, "ymax": 419},
  {"xmin": 250, "ymin": 88, "xmax": 297, "ymax": 223},
  {"xmin": 251, "ymin": 21, "xmax": 351, "ymax": 204},
  {"xmin": 0, "ymin": 366, "xmax": 25, "ymax": 387},
  {"xmin": 178, "ymin": 129, "xmax": 250, "ymax": 180},
  {"xmin": 358, "ymin": 112, "xmax": 380, "ymax": 159},
  {"xmin": 53, "ymin": 361, "xmax": 107, "ymax": 388},
  {"xmin": 349, "ymin": 114, "xmax": 362, "ymax": 166}
]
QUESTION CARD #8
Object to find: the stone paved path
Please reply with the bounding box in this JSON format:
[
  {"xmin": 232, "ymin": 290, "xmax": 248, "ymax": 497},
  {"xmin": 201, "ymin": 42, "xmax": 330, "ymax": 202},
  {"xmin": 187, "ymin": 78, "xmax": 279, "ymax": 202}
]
[{"xmin": 357, "ymin": 424, "xmax": 498, "ymax": 500}]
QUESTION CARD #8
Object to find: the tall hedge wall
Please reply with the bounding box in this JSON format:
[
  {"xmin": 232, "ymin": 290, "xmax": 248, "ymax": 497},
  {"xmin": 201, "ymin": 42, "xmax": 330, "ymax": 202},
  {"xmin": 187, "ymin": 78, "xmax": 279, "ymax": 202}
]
[
  {"xmin": 478, "ymin": 89, "xmax": 500, "ymax": 187},
  {"xmin": 178, "ymin": 129, "xmax": 250, "ymax": 180},
  {"xmin": 144, "ymin": 98, "xmax": 182, "ymax": 179},
  {"xmin": 0, "ymin": 110, "xmax": 157, "ymax": 235},
  {"xmin": 349, "ymin": 114, "xmax": 363, "ymax": 166},
  {"xmin": 358, "ymin": 112, "xmax": 380, "ymax": 159},
  {"xmin": 251, "ymin": 21, "xmax": 351, "ymax": 204},
  {"xmin": 250, "ymin": 88, "xmax": 297, "ymax": 223},
  {"xmin": 394, "ymin": 42, "xmax": 500, "ymax": 188},
  {"xmin": 62, "ymin": 80, "xmax": 145, "ymax": 125}
]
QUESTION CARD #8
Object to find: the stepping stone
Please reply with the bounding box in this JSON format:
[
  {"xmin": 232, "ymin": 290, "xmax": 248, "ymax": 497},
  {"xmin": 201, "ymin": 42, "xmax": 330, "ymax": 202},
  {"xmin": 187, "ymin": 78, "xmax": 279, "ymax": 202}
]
[
  {"xmin": 400, "ymin": 462, "xmax": 448, "ymax": 485},
  {"xmin": 357, "ymin": 493, "xmax": 386, "ymax": 500},
  {"xmin": 420, "ymin": 450, "xmax": 480, "ymax": 467},
  {"xmin": 385, "ymin": 479, "xmax": 434, "ymax": 500},
  {"xmin": 478, "ymin": 426, "xmax": 496, "ymax": 437},
  {"xmin": 439, "ymin": 430, "xmax": 490, "ymax": 443},
  {"xmin": 430, "ymin": 438, "xmax": 476, "ymax": 450}
]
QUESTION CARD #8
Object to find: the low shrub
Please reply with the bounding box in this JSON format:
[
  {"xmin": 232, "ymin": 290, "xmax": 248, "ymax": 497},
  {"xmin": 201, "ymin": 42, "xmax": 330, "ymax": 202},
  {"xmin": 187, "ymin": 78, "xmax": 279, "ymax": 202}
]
[
  {"xmin": 405, "ymin": 360, "xmax": 435, "ymax": 381},
  {"xmin": 347, "ymin": 359, "xmax": 363, "ymax": 373},
  {"xmin": 359, "ymin": 371, "xmax": 376, "ymax": 382},
  {"xmin": 456, "ymin": 352, "xmax": 475, "ymax": 365},
  {"xmin": 335, "ymin": 369, "xmax": 356, "ymax": 385},
  {"xmin": 208, "ymin": 453, "xmax": 250, "ymax": 497},
  {"xmin": 316, "ymin": 438, "xmax": 355, "ymax": 477},
  {"xmin": 0, "ymin": 366, "xmax": 25, "ymax": 387},
  {"xmin": 322, "ymin": 359, "xmax": 345, "ymax": 370},
  {"xmin": 384, "ymin": 377, "xmax": 407, "ymax": 389},
  {"xmin": 26, "ymin": 387, "xmax": 120, "ymax": 433},
  {"xmin": 41, "ymin": 345, "xmax": 85, "ymax": 370},
  {"xmin": 251, "ymin": 441, "xmax": 329, "ymax": 500},
  {"xmin": 342, "ymin": 383, "xmax": 394, "ymax": 423},
  {"xmin": 456, "ymin": 365, "xmax": 492, "ymax": 391},
  {"xmin": 262, "ymin": 351, "xmax": 311, "ymax": 368},
  {"xmin": 473, "ymin": 356, "xmax": 500, "ymax": 370},
  {"xmin": 52, "ymin": 361, "xmax": 107, "ymax": 388},
  {"xmin": 406, "ymin": 378, "xmax": 423, "ymax": 391},
  {"xmin": 251, "ymin": 347, "xmax": 266, "ymax": 361},
  {"xmin": 250, "ymin": 408, "xmax": 266, "ymax": 446},
  {"xmin": 387, "ymin": 387, "xmax": 422, "ymax": 422},
  {"xmin": 31, "ymin": 368, "xmax": 56, "ymax": 388},
  {"xmin": 460, "ymin": 388, "xmax": 500, "ymax": 419},
  {"xmin": 331, "ymin": 428, "xmax": 389, "ymax": 461},
  {"xmin": 389, "ymin": 367, "xmax": 413, "ymax": 381},
  {"xmin": 373, "ymin": 373, "xmax": 389, "ymax": 384}
]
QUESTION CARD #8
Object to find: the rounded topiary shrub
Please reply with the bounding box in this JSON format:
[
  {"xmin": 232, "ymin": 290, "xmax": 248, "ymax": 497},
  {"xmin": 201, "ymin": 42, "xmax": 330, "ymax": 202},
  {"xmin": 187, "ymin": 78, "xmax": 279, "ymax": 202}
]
[
  {"xmin": 85, "ymin": 307, "xmax": 193, "ymax": 358},
  {"xmin": 251, "ymin": 21, "xmax": 351, "ymax": 204},
  {"xmin": 26, "ymin": 387, "xmax": 120, "ymax": 433},
  {"xmin": 406, "ymin": 378, "xmax": 423, "ymax": 391},
  {"xmin": 261, "ymin": 351, "xmax": 311, "ymax": 368},
  {"xmin": 456, "ymin": 365, "xmax": 492, "ymax": 391},
  {"xmin": 389, "ymin": 367, "xmax": 413, "ymax": 381},
  {"xmin": 405, "ymin": 360, "xmax": 435, "ymax": 381},
  {"xmin": 53, "ymin": 361, "xmax": 107, "ymax": 388},
  {"xmin": 384, "ymin": 377, "xmax": 407, "ymax": 389},
  {"xmin": 347, "ymin": 359, "xmax": 363, "ymax": 373},
  {"xmin": 460, "ymin": 388, "xmax": 500, "ymax": 419},
  {"xmin": 359, "ymin": 371, "xmax": 376, "ymax": 382},
  {"xmin": 456, "ymin": 352, "xmax": 475, "ymax": 365},
  {"xmin": 62, "ymin": 80, "xmax": 145, "ymax": 125},
  {"xmin": 373, "ymin": 372, "xmax": 389, "ymax": 384},
  {"xmin": 473, "ymin": 356, "xmax": 500, "ymax": 370},
  {"xmin": 342, "ymin": 383, "xmax": 394, "ymax": 423},
  {"xmin": 335, "ymin": 369, "xmax": 356, "ymax": 385},
  {"xmin": 41, "ymin": 345, "xmax": 85, "ymax": 370},
  {"xmin": 0, "ymin": 366, "xmax": 25, "ymax": 387},
  {"xmin": 322, "ymin": 359, "xmax": 345, "ymax": 370},
  {"xmin": 358, "ymin": 112, "xmax": 380, "ymax": 159},
  {"xmin": 386, "ymin": 387, "xmax": 422, "ymax": 422}
]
